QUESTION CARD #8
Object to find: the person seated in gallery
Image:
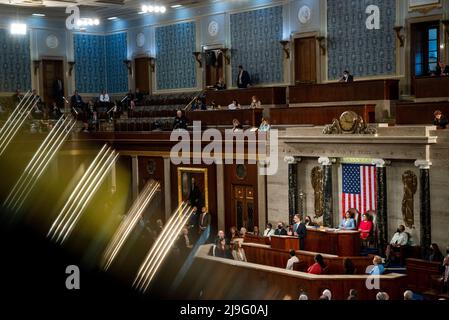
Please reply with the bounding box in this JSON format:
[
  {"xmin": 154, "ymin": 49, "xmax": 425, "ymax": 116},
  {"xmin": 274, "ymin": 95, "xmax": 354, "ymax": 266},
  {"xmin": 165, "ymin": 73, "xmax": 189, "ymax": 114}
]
[
  {"xmin": 385, "ymin": 224, "xmax": 410, "ymax": 265},
  {"xmin": 263, "ymin": 223, "xmax": 275, "ymax": 237},
  {"xmin": 358, "ymin": 212, "xmax": 373, "ymax": 240},
  {"xmin": 236, "ymin": 65, "xmax": 251, "ymax": 89},
  {"xmin": 304, "ymin": 216, "xmax": 318, "ymax": 227},
  {"xmin": 214, "ymin": 230, "xmax": 228, "ymax": 246},
  {"xmin": 191, "ymin": 97, "xmax": 207, "ymax": 111},
  {"xmin": 134, "ymin": 88, "xmax": 144, "ymax": 104},
  {"xmin": 368, "ymin": 255, "xmax": 385, "ymax": 275},
  {"xmin": 343, "ymin": 257, "xmax": 356, "ymax": 275},
  {"xmin": 435, "ymin": 61, "xmax": 449, "ymax": 76},
  {"xmin": 70, "ymin": 90, "xmax": 85, "ymax": 110},
  {"xmin": 239, "ymin": 227, "xmax": 247, "ymax": 238},
  {"xmin": 213, "ymin": 237, "xmax": 232, "ymax": 259},
  {"xmin": 251, "ymin": 226, "xmax": 260, "ymax": 237},
  {"xmin": 433, "ymin": 110, "xmax": 448, "ymax": 129},
  {"xmin": 258, "ymin": 118, "xmax": 271, "ymax": 132},
  {"xmin": 232, "ymin": 241, "xmax": 247, "ymax": 262},
  {"xmin": 307, "ymin": 254, "xmax": 326, "ymax": 275},
  {"xmin": 125, "ymin": 89, "xmax": 135, "ymax": 109},
  {"xmin": 285, "ymin": 249, "xmax": 299, "ymax": 270},
  {"xmin": 338, "ymin": 70, "xmax": 354, "ymax": 83},
  {"xmin": 228, "ymin": 226, "xmax": 239, "ymax": 243},
  {"xmin": 173, "ymin": 110, "xmax": 188, "ymax": 130},
  {"xmin": 250, "ymin": 95, "xmax": 262, "ymax": 109},
  {"xmin": 376, "ymin": 292, "xmax": 389, "ymax": 300},
  {"xmin": 214, "ymin": 77, "xmax": 226, "ymax": 90},
  {"xmin": 339, "ymin": 210, "xmax": 356, "ymax": 230},
  {"xmin": 426, "ymin": 243, "xmax": 444, "ymax": 263},
  {"xmin": 99, "ymin": 89, "xmax": 110, "ymax": 104},
  {"xmin": 228, "ymin": 99, "xmax": 241, "ymax": 110},
  {"xmin": 274, "ymin": 222, "xmax": 288, "ymax": 236},
  {"xmin": 347, "ymin": 289, "xmax": 358, "ymax": 300},
  {"xmin": 232, "ymin": 118, "xmax": 243, "ymax": 132}
]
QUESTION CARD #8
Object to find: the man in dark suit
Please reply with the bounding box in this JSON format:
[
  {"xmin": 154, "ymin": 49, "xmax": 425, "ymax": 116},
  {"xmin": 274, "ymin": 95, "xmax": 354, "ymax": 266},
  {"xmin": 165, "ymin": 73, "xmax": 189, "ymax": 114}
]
[
  {"xmin": 198, "ymin": 206, "xmax": 211, "ymax": 235},
  {"xmin": 274, "ymin": 222, "xmax": 287, "ymax": 236},
  {"xmin": 237, "ymin": 65, "xmax": 251, "ymax": 88},
  {"xmin": 293, "ymin": 214, "xmax": 307, "ymax": 250},
  {"xmin": 53, "ymin": 78, "xmax": 64, "ymax": 108},
  {"xmin": 339, "ymin": 70, "xmax": 354, "ymax": 83}
]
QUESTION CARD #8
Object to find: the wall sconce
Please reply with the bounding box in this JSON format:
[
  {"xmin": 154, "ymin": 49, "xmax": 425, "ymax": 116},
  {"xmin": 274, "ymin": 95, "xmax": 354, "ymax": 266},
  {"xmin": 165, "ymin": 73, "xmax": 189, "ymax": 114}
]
[
  {"xmin": 316, "ymin": 36, "xmax": 327, "ymax": 55},
  {"xmin": 33, "ymin": 60, "xmax": 41, "ymax": 75},
  {"xmin": 393, "ymin": 26, "xmax": 405, "ymax": 47},
  {"xmin": 442, "ymin": 20, "xmax": 449, "ymax": 39},
  {"xmin": 149, "ymin": 57, "xmax": 156, "ymax": 72},
  {"xmin": 68, "ymin": 61, "xmax": 75, "ymax": 76},
  {"xmin": 192, "ymin": 52, "xmax": 202, "ymax": 68},
  {"xmin": 123, "ymin": 59, "xmax": 132, "ymax": 75},
  {"xmin": 219, "ymin": 48, "xmax": 230, "ymax": 65},
  {"xmin": 279, "ymin": 40, "xmax": 290, "ymax": 59}
]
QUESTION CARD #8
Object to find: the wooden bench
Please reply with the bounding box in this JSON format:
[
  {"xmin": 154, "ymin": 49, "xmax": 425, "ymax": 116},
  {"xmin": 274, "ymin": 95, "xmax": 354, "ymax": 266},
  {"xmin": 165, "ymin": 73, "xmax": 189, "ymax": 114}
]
[{"xmin": 406, "ymin": 258, "xmax": 442, "ymax": 293}]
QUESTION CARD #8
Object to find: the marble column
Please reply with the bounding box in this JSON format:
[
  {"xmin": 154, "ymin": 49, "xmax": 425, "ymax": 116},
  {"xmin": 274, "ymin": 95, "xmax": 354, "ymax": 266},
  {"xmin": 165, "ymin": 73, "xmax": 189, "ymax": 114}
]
[
  {"xmin": 284, "ymin": 156, "xmax": 298, "ymax": 225},
  {"xmin": 318, "ymin": 157, "xmax": 333, "ymax": 227},
  {"xmin": 373, "ymin": 159, "xmax": 388, "ymax": 250},
  {"xmin": 415, "ymin": 160, "xmax": 432, "ymax": 255}
]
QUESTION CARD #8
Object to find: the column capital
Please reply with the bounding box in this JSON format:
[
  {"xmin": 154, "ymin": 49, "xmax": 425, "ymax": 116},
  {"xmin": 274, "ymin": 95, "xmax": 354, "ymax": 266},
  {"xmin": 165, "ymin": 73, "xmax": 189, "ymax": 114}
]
[
  {"xmin": 372, "ymin": 159, "xmax": 387, "ymax": 167},
  {"xmin": 318, "ymin": 156, "xmax": 334, "ymax": 166},
  {"xmin": 415, "ymin": 160, "xmax": 432, "ymax": 169},
  {"xmin": 284, "ymin": 156, "xmax": 300, "ymax": 164}
]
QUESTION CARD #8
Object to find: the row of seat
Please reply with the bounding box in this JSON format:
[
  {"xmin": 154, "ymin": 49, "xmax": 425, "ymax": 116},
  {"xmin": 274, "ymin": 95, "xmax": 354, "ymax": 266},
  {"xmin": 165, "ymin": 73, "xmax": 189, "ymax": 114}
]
[{"xmin": 114, "ymin": 117, "xmax": 174, "ymax": 132}]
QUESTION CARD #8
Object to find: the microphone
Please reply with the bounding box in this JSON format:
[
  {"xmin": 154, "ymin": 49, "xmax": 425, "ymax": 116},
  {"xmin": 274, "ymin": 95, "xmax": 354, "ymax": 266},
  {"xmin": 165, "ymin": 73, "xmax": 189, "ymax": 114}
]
[
  {"xmin": 72, "ymin": 107, "xmax": 79, "ymax": 115},
  {"xmin": 63, "ymin": 96, "xmax": 69, "ymax": 104}
]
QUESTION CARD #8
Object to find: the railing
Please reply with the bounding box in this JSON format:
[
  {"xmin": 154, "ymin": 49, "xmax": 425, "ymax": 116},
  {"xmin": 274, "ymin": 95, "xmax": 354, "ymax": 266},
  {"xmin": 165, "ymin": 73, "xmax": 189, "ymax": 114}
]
[{"xmin": 183, "ymin": 90, "xmax": 205, "ymax": 111}]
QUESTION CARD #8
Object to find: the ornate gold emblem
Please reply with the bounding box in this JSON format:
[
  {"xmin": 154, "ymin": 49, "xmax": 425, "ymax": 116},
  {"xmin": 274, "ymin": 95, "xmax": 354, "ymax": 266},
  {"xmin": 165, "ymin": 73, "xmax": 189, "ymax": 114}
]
[{"xmin": 323, "ymin": 111, "xmax": 377, "ymax": 134}]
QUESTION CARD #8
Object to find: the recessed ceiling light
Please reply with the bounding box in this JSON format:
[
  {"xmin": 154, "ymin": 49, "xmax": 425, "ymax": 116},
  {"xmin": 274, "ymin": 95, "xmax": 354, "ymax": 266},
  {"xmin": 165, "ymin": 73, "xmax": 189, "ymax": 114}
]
[
  {"xmin": 107, "ymin": 17, "xmax": 118, "ymax": 20},
  {"xmin": 10, "ymin": 23, "xmax": 27, "ymax": 35},
  {"xmin": 32, "ymin": 13, "xmax": 46, "ymax": 17},
  {"xmin": 170, "ymin": 4, "xmax": 182, "ymax": 8}
]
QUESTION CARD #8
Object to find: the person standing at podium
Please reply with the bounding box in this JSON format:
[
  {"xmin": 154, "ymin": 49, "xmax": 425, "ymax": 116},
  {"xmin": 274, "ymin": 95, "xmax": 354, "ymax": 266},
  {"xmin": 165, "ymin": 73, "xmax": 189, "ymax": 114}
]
[{"xmin": 293, "ymin": 214, "xmax": 307, "ymax": 250}]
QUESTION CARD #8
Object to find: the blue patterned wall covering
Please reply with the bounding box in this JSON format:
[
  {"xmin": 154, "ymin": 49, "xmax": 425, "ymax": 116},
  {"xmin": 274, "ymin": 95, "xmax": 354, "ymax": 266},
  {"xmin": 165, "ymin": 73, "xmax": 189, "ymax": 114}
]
[
  {"xmin": 74, "ymin": 34, "xmax": 106, "ymax": 93},
  {"xmin": 155, "ymin": 22, "xmax": 196, "ymax": 90},
  {"xmin": 105, "ymin": 33, "xmax": 128, "ymax": 93},
  {"xmin": 74, "ymin": 32, "xmax": 128, "ymax": 94},
  {"xmin": 327, "ymin": 0, "xmax": 396, "ymax": 80},
  {"xmin": 230, "ymin": 6, "xmax": 283, "ymax": 86},
  {"xmin": 0, "ymin": 28, "xmax": 31, "ymax": 92}
]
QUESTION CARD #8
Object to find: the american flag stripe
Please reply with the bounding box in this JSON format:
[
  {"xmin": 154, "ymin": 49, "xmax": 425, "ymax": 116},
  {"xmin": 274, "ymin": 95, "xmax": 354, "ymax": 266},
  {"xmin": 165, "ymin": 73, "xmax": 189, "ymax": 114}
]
[{"xmin": 342, "ymin": 164, "xmax": 377, "ymax": 218}]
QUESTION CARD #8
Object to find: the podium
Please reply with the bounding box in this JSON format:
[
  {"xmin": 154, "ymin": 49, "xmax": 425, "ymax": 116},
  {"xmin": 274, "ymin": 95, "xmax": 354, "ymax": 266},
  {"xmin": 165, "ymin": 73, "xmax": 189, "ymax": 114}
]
[{"xmin": 270, "ymin": 235, "xmax": 300, "ymax": 250}]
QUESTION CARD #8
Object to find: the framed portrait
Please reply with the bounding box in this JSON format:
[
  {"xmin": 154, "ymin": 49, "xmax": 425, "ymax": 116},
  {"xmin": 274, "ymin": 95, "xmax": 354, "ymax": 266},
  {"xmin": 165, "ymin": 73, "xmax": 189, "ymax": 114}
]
[
  {"xmin": 177, "ymin": 167, "xmax": 209, "ymax": 210},
  {"xmin": 409, "ymin": 0, "xmax": 441, "ymax": 11}
]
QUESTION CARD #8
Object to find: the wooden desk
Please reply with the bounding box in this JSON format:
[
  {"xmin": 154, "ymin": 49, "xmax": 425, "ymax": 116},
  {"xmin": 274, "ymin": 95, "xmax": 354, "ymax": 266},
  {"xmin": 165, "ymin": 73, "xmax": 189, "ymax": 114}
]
[
  {"xmin": 396, "ymin": 101, "xmax": 449, "ymax": 125},
  {"xmin": 183, "ymin": 245, "xmax": 407, "ymax": 300},
  {"xmin": 204, "ymin": 86, "xmax": 287, "ymax": 106},
  {"xmin": 415, "ymin": 76, "xmax": 449, "ymax": 98},
  {"xmin": 270, "ymin": 235, "xmax": 300, "ymax": 250},
  {"xmin": 244, "ymin": 234, "xmax": 271, "ymax": 245},
  {"xmin": 269, "ymin": 104, "xmax": 376, "ymax": 125},
  {"xmin": 242, "ymin": 242, "xmax": 372, "ymax": 275},
  {"xmin": 305, "ymin": 228, "xmax": 360, "ymax": 256},
  {"xmin": 406, "ymin": 258, "xmax": 442, "ymax": 293},
  {"xmin": 185, "ymin": 108, "xmax": 263, "ymax": 127},
  {"xmin": 289, "ymin": 79, "xmax": 399, "ymax": 103}
]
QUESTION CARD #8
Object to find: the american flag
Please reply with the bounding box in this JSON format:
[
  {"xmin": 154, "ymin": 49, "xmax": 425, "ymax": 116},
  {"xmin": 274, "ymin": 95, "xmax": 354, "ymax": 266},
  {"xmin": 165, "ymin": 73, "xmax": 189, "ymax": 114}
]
[{"xmin": 342, "ymin": 164, "xmax": 377, "ymax": 217}]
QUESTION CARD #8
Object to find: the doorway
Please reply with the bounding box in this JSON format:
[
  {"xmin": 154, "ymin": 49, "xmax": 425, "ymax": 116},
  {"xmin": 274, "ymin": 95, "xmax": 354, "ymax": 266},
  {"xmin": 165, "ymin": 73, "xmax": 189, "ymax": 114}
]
[
  {"xmin": 231, "ymin": 185, "xmax": 256, "ymax": 232},
  {"xmin": 410, "ymin": 21, "xmax": 440, "ymax": 94},
  {"xmin": 205, "ymin": 50, "xmax": 224, "ymax": 88},
  {"xmin": 134, "ymin": 57, "xmax": 151, "ymax": 94},
  {"xmin": 42, "ymin": 59, "xmax": 64, "ymax": 108},
  {"xmin": 294, "ymin": 37, "xmax": 317, "ymax": 84}
]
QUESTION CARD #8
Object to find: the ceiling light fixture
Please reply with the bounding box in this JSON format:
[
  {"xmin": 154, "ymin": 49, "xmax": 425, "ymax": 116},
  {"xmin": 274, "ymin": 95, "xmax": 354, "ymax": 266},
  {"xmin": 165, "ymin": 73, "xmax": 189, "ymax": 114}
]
[
  {"xmin": 141, "ymin": 4, "xmax": 167, "ymax": 14},
  {"xmin": 107, "ymin": 17, "xmax": 118, "ymax": 20},
  {"xmin": 32, "ymin": 13, "xmax": 46, "ymax": 17},
  {"xmin": 170, "ymin": 4, "xmax": 182, "ymax": 8},
  {"xmin": 10, "ymin": 23, "xmax": 27, "ymax": 35},
  {"xmin": 76, "ymin": 18, "xmax": 101, "ymax": 27}
]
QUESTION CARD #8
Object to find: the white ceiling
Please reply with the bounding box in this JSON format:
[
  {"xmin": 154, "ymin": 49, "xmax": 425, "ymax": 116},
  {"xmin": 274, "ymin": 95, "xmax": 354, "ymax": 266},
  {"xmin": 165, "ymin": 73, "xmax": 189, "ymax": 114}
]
[{"xmin": 0, "ymin": 0, "xmax": 207, "ymax": 18}]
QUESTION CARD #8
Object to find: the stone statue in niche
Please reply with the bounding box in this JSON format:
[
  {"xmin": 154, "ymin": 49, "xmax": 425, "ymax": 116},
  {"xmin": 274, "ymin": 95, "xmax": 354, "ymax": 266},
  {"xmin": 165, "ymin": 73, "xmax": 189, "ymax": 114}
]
[
  {"xmin": 311, "ymin": 166, "xmax": 324, "ymax": 218},
  {"xmin": 402, "ymin": 170, "xmax": 417, "ymax": 228}
]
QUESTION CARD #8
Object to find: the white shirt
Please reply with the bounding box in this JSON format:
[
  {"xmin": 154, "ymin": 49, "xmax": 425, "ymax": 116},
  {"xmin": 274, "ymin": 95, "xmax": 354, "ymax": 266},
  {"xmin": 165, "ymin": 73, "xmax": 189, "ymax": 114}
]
[
  {"xmin": 444, "ymin": 266, "xmax": 449, "ymax": 282},
  {"xmin": 390, "ymin": 232, "xmax": 408, "ymax": 246},
  {"xmin": 228, "ymin": 103, "xmax": 239, "ymax": 110},
  {"xmin": 100, "ymin": 94, "xmax": 110, "ymax": 102},
  {"xmin": 286, "ymin": 256, "xmax": 299, "ymax": 270},
  {"xmin": 263, "ymin": 228, "xmax": 275, "ymax": 237}
]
